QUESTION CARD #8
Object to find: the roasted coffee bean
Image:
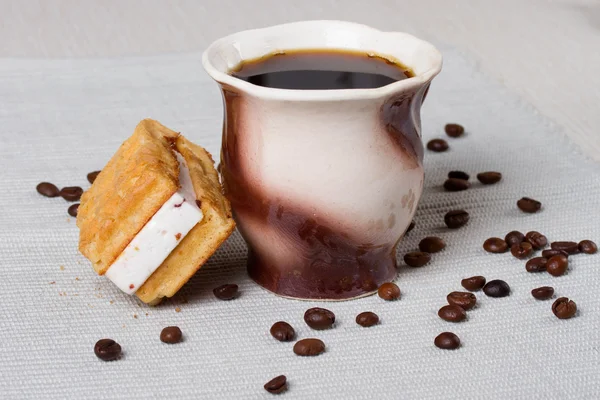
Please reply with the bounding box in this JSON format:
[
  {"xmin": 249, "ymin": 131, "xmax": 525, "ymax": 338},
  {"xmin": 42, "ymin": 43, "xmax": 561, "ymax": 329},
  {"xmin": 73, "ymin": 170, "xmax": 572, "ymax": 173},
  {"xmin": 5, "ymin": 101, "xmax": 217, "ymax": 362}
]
[
  {"xmin": 160, "ymin": 326, "xmax": 182, "ymax": 344},
  {"xmin": 444, "ymin": 178, "xmax": 470, "ymax": 192},
  {"xmin": 378, "ymin": 282, "xmax": 401, "ymax": 300},
  {"xmin": 68, "ymin": 203, "xmax": 79, "ymax": 217},
  {"xmin": 542, "ymin": 249, "xmax": 569, "ymax": 259},
  {"xmin": 438, "ymin": 304, "xmax": 467, "ymax": 322},
  {"xmin": 447, "ymin": 292, "xmax": 477, "ymax": 310},
  {"xmin": 510, "ymin": 242, "xmax": 533, "ymax": 259},
  {"xmin": 406, "ymin": 221, "xmax": 415, "ymax": 233},
  {"xmin": 525, "ymin": 231, "xmax": 548, "ymax": 250},
  {"xmin": 531, "ymin": 286, "xmax": 554, "ymax": 300},
  {"xmin": 87, "ymin": 170, "xmax": 101, "ymax": 184},
  {"xmin": 264, "ymin": 375, "xmax": 287, "ymax": 394},
  {"xmin": 551, "ymin": 241, "xmax": 579, "ymax": 255},
  {"xmin": 517, "ymin": 197, "xmax": 542, "ymax": 213},
  {"xmin": 546, "ymin": 254, "xmax": 568, "ymax": 277},
  {"xmin": 483, "ymin": 237, "xmax": 508, "ymax": 253},
  {"xmin": 304, "ymin": 307, "xmax": 335, "ymax": 330},
  {"xmin": 444, "ymin": 210, "xmax": 469, "ymax": 229},
  {"xmin": 434, "ymin": 332, "xmax": 460, "ymax": 349},
  {"xmin": 525, "ymin": 257, "xmax": 548, "ymax": 273},
  {"xmin": 293, "ymin": 338, "xmax": 325, "ymax": 356},
  {"xmin": 483, "ymin": 280, "xmax": 510, "ymax": 298},
  {"xmin": 448, "ymin": 171, "xmax": 469, "ymax": 180},
  {"xmin": 213, "ymin": 284, "xmax": 238, "ymax": 300},
  {"xmin": 270, "ymin": 321, "xmax": 295, "ymax": 342},
  {"xmin": 418, "ymin": 237, "xmax": 446, "ymax": 253},
  {"xmin": 36, "ymin": 182, "xmax": 59, "ymax": 197},
  {"xmin": 94, "ymin": 339, "xmax": 121, "ymax": 361},
  {"xmin": 505, "ymin": 231, "xmax": 525, "ymax": 247},
  {"xmin": 444, "ymin": 123, "xmax": 464, "ymax": 138},
  {"xmin": 461, "ymin": 276, "xmax": 486, "ymax": 291},
  {"xmin": 404, "ymin": 251, "xmax": 431, "ymax": 267},
  {"xmin": 578, "ymin": 240, "xmax": 597, "ymax": 254},
  {"xmin": 356, "ymin": 311, "xmax": 379, "ymax": 327},
  {"xmin": 427, "ymin": 138, "xmax": 449, "ymax": 152},
  {"xmin": 59, "ymin": 186, "xmax": 83, "ymax": 202},
  {"xmin": 552, "ymin": 297, "xmax": 577, "ymax": 319},
  {"xmin": 477, "ymin": 171, "xmax": 502, "ymax": 185}
]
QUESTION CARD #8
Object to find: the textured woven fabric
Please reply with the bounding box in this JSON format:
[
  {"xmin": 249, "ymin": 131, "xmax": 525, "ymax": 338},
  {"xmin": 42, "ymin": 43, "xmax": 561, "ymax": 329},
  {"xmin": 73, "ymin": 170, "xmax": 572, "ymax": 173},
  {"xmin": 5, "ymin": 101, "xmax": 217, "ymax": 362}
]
[{"xmin": 1, "ymin": 46, "xmax": 599, "ymax": 399}]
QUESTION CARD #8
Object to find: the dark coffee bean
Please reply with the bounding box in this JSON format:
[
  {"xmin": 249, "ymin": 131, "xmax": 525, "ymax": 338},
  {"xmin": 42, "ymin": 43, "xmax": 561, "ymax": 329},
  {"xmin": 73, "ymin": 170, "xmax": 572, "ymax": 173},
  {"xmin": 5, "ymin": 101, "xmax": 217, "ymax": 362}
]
[
  {"xmin": 59, "ymin": 186, "xmax": 83, "ymax": 202},
  {"xmin": 531, "ymin": 286, "xmax": 554, "ymax": 300},
  {"xmin": 68, "ymin": 203, "xmax": 79, "ymax": 217},
  {"xmin": 483, "ymin": 237, "xmax": 508, "ymax": 253},
  {"xmin": 94, "ymin": 339, "xmax": 121, "ymax": 361},
  {"xmin": 270, "ymin": 321, "xmax": 295, "ymax": 342},
  {"xmin": 448, "ymin": 171, "xmax": 469, "ymax": 180},
  {"xmin": 304, "ymin": 307, "xmax": 335, "ymax": 330},
  {"xmin": 551, "ymin": 241, "xmax": 579, "ymax": 255},
  {"xmin": 510, "ymin": 242, "xmax": 533, "ymax": 259},
  {"xmin": 434, "ymin": 332, "xmax": 460, "ymax": 349},
  {"xmin": 356, "ymin": 311, "xmax": 379, "ymax": 327},
  {"xmin": 542, "ymin": 249, "xmax": 569, "ymax": 259},
  {"xmin": 546, "ymin": 254, "xmax": 568, "ymax": 277},
  {"xmin": 505, "ymin": 231, "xmax": 525, "ymax": 247},
  {"xmin": 160, "ymin": 326, "xmax": 182, "ymax": 344},
  {"xmin": 444, "ymin": 123, "xmax": 464, "ymax": 138},
  {"xmin": 477, "ymin": 171, "xmax": 502, "ymax": 185},
  {"xmin": 419, "ymin": 237, "xmax": 446, "ymax": 253},
  {"xmin": 447, "ymin": 292, "xmax": 477, "ymax": 310},
  {"xmin": 87, "ymin": 170, "xmax": 101, "ymax": 184},
  {"xmin": 444, "ymin": 178, "xmax": 470, "ymax": 192},
  {"xmin": 552, "ymin": 297, "xmax": 577, "ymax": 319},
  {"xmin": 427, "ymin": 138, "xmax": 449, "ymax": 152},
  {"xmin": 264, "ymin": 375, "xmax": 287, "ymax": 394},
  {"xmin": 483, "ymin": 280, "xmax": 510, "ymax": 298},
  {"xmin": 36, "ymin": 182, "xmax": 60, "ymax": 197},
  {"xmin": 525, "ymin": 257, "xmax": 548, "ymax": 273},
  {"xmin": 517, "ymin": 197, "xmax": 542, "ymax": 213},
  {"xmin": 461, "ymin": 276, "xmax": 486, "ymax": 291},
  {"xmin": 578, "ymin": 240, "xmax": 597, "ymax": 254},
  {"xmin": 378, "ymin": 282, "xmax": 401, "ymax": 300},
  {"xmin": 525, "ymin": 231, "xmax": 548, "ymax": 250},
  {"xmin": 404, "ymin": 251, "xmax": 431, "ymax": 267},
  {"xmin": 438, "ymin": 304, "xmax": 467, "ymax": 322},
  {"xmin": 213, "ymin": 284, "xmax": 238, "ymax": 300},
  {"xmin": 293, "ymin": 338, "xmax": 325, "ymax": 356},
  {"xmin": 406, "ymin": 221, "xmax": 415, "ymax": 233},
  {"xmin": 444, "ymin": 210, "xmax": 469, "ymax": 229}
]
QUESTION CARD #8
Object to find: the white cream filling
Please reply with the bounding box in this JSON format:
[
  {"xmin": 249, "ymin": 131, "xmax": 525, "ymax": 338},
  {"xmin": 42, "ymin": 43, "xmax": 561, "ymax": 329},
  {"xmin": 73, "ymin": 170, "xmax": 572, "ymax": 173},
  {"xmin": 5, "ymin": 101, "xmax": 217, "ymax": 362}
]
[{"xmin": 105, "ymin": 152, "xmax": 203, "ymax": 294}]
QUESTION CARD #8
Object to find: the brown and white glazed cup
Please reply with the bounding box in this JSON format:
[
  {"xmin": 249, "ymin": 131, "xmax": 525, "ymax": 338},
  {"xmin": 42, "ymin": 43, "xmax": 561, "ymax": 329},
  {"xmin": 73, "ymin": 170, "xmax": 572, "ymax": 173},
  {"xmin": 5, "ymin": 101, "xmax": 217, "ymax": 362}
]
[{"xmin": 203, "ymin": 20, "xmax": 442, "ymax": 300}]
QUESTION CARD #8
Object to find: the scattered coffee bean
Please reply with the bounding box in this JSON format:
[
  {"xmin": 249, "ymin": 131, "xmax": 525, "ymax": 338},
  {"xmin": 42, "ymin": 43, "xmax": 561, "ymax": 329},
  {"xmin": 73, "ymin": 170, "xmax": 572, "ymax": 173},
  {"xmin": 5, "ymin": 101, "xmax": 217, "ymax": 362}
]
[
  {"xmin": 293, "ymin": 338, "xmax": 325, "ymax": 356},
  {"xmin": 444, "ymin": 123, "xmax": 464, "ymax": 138},
  {"xmin": 356, "ymin": 312, "xmax": 379, "ymax": 327},
  {"xmin": 542, "ymin": 249, "xmax": 568, "ymax": 259},
  {"xmin": 517, "ymin": 197, "xmax": 542, "ymax": 213},
  {"xmin": 304, "ymin": 307, "xmax": 335, "ymax": 330},
  {"xmin": 552, "ymin": 297, "xmax": 577, "ymax": 319},
  {"xmin": 427, "ymin": 138, "xmax": 449, "ymax": 152},
  {"xmin": 378, "ymin": 282, "xmax": 401, "ymax": 300},
  {"xmin": 444, "ymin": 178, "xmax": 470, "ymax": 192},
  {"xmin": 444, "ymin": 210, "xmax": 469, "ymax": 229},
  {"xmin": 419, "ymin": 237, "xmax": 446, "ymax": 253},
  {"xmin": 461, "ymin": 276, "xmax": 486, "ymax": 291},
  {"xmin": 404, "ymin": 251, "xmax": 431, "ymax": 267},
  {"xmin": 525, "ymin": 231, "xmax": 548, "ymax": 250},
  {"xmin": 525, "ymin": 257, "xmax": 548, "ymax": 273},
  {"xmin": 270, "ymin": 321, "xmax": 295, "ymax": 342},
  {"xmin": 264, "ymin": 375, "xmax": 287, "ymax": 394},
  {"xmin": 510, "ymin": 242, "xmax": 533, "ymax": 259},
  {"xmin": 578, "ymin": 240, "xmax": 597, "ymax": 254},
  {"xmin": 505, "ymin": 231, "xmax": 525, "ymax": 247},
  {"xmin": 438, "ymin": 304, "xmax": 467, "ymax": 322},
  {"xmin": 160, "ymin": 326, "xmax": 182, "ymax": 344},
  {"xmin": 551, "ymin": 241, "xmax": 579, "ymax": 255},
  {"xmin": 67, "ymin": 203, "xmax": 79, "ymax": 217},
  {"xmin": 483, "ymin": 280, "xmax": 510, "ymax": 298},
  {"xmin": 448, "ymin": 171, "xmax": 470, "ymax": 180},
  {"xmin": 406, "ymin": 221, "xmax": 415, "ymax": 233},
  {"xmin": 213, "ymin": 284, "xmax": 238, "ymax": 300},
  {"xmin": 59, "ymin": 186, "xmax": 83, "ymax": 202},
  {"xmin": 477, "ymin": 171, "xmax": 502, "ymax": 185},
  {"xmin": 87, "ymin": 170, "xmax": 101, "ymax": 184},
  {"xmin": 546, "ymin": 254, "xmax": 568, "ymax": 277},
  {"xmin": 483, "ymin": 237, "xmax": 508, "ymax": 253},
  {"xmin": 94, "ymin": 339, "xmax": 121, "ymax": 361},
  {"xmin": 36, "ymin": 182, "xmax": 60, "ymax": 197},
  {"xmin": 447, "ymin": 292, "xmax": 477, "ymax": 310},
  {"xmin": 531, "ymin": 286, "xmax": 554, "ymax": 300},
  {"xmin": 434, "ymin": 332, "xmax": 460, "ymax": 349}
]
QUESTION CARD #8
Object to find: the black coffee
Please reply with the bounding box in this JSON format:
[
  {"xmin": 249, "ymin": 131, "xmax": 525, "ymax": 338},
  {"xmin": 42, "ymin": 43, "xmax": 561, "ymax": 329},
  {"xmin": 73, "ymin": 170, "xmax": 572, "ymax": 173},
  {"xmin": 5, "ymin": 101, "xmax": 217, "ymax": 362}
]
[{"xmin": 230, "ymin": 49, "xmax": 414, "ymax": 90}]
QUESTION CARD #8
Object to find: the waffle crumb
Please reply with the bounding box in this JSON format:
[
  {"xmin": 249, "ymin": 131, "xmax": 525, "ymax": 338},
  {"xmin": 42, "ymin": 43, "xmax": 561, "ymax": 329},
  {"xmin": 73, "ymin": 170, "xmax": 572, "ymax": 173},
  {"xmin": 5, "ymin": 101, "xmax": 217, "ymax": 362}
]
[{"xmin": 175, "ymin": 307, "xmax": 181, "ymax": 313}]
